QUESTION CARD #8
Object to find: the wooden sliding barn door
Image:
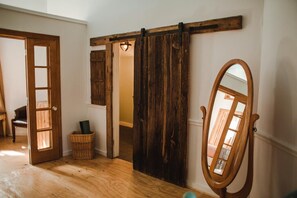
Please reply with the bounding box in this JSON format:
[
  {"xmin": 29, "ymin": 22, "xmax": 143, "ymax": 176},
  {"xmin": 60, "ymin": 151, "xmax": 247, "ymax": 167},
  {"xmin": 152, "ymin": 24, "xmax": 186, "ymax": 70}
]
[{"xmin": 133, "ymin": 32, "xmax": 189, "ymax": 186}]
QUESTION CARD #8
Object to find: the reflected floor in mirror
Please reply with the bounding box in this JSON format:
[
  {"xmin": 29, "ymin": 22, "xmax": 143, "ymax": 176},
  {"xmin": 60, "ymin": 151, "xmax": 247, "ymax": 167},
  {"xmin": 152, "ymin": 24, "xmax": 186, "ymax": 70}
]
[{"xmin": 0, "ymin": 136, "xmax": 214, "ymax": 198}]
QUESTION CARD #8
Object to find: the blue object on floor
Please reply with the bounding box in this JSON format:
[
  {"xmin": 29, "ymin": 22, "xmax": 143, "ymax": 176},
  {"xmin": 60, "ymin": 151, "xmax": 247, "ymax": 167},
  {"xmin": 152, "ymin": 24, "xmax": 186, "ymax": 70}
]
[{"xmin": 183, "ymin": 191, "xmax": 197, "ymax": 198}]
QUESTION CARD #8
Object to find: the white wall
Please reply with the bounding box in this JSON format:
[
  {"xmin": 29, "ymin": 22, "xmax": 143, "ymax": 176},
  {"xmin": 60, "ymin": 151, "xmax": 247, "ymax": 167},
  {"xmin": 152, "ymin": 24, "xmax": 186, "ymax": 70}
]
[
  {"xmin": 86, "ymin": 45, "xmax": 108, "ymax": 156},
  {"xmin": 2, "ymin": 1, "xmax": 297, "ymax": 197},
  {"xmin": 86, "ymin": 0, "xmax": 264, "ymax": 196},
  {"xmin": 47, "ymin": 0, "xmax": 90, "ymax": 21},
  {"xmin": 0, "ymin": 6, "xmax": 88, "ymax": 156},
  {"xmin": 0, "ymin": 1, "xmax": 88, "ymax": 21},
  {"xmin": 0, "ymin": 0, "xmax": 47, "ymax": 12},
  {"xmin": 119, "ymin": 55, "xmax": 134, "ymax": 126},
  {"xmin": 254, "ymin": 0, "xmax": 297, "ymax": 197},
  {"xmin": 0, "ymin": 38, "xmax": 27, "ymax": 135}
]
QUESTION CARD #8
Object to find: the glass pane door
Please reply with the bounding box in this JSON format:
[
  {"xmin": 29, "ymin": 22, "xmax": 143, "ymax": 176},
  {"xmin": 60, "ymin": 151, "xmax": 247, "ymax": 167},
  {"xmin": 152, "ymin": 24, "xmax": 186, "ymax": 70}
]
[
  {"xmin": 27, "ymin": 36, "xmax": 61, "ymax": 165},
  {"xmin": 34, "ymin": 45, "xmax": 53, "ymax": 150}
]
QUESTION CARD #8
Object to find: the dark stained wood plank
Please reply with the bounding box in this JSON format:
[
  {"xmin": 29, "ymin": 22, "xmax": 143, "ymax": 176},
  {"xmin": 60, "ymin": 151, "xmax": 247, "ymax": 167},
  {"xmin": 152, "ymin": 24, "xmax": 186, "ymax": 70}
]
[
  {"xmin": 90, "ymin": 30, "xmax": 140, "ymax": 46},
  {"xmin": 146, "ymin": 35, "xmax": 157, "ymax": 176},
  {"xmin": 179, "ymin": 32, "xmax": 190, "ymax": 183},
  {"xmin": 105, "ymin": 43, "xmax": 113, "ymax": 158},
  {"xmin": 133, "ymin": 37, "xmax": 143, "ymax": 170},
  {"xmin": 165, "ymin": 33, "xmax": 185, "ymax": 186},
  {"xmin": 133, "ymin": 32, "xmax": 190, "ymax": 187},
  {"xmin": 90, "ymin": 50, "xmax": 106, "ymax": 105},
  {"xmin": 90, "ymin": 16, "xmax": 242, "ymax": 45},
  {"xmin": 186, "ymin": 15, "xmax": 242, "ymax": 34},
  {"xmin": 141, "ymin": 36, "xmax": 149, "ymax": 171}
]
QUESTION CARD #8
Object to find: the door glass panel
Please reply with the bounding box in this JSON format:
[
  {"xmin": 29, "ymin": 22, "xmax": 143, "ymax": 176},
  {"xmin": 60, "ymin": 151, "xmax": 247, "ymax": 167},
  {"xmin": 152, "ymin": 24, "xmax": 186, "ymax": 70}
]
[
  {"xmin": 34, "ymin": 46, "xmax": 47, "ymax": 66},
  {"xmin": 35, "ymin": 68, "xmax": 48, "ymax": 87},
  {"xmin": 229, "ymin": 116, "xmax": 241, "ymax": 131},
  {"xmin": 224, "ymin": 130, "xmax": 236, "ymax": 145},
  {"xmin": 235, "ymin": 102, "xmax": 245, "ymax": 115},
  {"xmin": 214, "ymin": 159, "xmax": 226, "ymax": 175},
  {"xmin": 37, "ymin": 131, "xmax": 52, "ymax": 150},
  {"xmin": 219, "ymin": 145, "xmax": 231, "ymax": 160},
  {"xmin": 36, "ymin": 90, "xmax": 50, "ymax": 108},
  {"xmin": 36, "ymin": 110, "xmax": 52, "ymax": 130}
]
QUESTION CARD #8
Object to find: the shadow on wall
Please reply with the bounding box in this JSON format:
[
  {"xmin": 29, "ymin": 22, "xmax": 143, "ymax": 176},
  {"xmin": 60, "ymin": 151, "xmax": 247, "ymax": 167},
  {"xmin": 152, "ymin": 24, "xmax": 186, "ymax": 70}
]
[{"xmin": 272, "ymin": 38, "xmax": 297, "ymax": 197}]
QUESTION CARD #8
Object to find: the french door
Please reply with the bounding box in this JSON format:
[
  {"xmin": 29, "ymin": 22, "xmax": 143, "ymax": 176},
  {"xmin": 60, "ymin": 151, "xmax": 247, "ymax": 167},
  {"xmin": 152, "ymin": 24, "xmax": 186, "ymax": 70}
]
[{"xmin": 26, "ymin": 37, "xmax": 61, "ymax": 165}]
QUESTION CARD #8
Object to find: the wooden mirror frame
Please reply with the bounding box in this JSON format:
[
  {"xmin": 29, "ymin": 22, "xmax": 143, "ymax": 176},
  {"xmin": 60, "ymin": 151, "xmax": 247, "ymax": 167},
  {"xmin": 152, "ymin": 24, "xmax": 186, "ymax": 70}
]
[{"xmin": 200, "ymin": 59, "xmax": 259, "ymax": 198}]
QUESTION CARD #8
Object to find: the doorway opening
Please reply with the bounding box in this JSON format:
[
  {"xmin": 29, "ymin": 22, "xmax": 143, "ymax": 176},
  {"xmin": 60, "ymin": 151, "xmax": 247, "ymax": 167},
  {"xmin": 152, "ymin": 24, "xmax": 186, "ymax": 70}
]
[
  {"xmin": 112, "ymin": 41, "xmax": 134, "ymax": 162},
  {"xmin": 0, "ymin": 37, "xmax": 29, "ymax": 172}
]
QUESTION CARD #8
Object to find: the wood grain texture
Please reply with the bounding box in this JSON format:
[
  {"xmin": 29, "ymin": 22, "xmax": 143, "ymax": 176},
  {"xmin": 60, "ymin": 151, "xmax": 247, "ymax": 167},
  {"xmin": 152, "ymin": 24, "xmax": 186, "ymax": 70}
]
[
  {"xmin": 0, "ymin": 137, "xmax": 214, "ymax": 198},
  {"xmin": 200, "ymin": 59, "xmax": 259, "ymax": 197},
  {"xmin": 90, "ymin": 50, "xmax": 106, "ymax": 105},
  {"xmin": 0, "ymin": 29, "xmax": 62, "ymax": 159},
  {"xmin": 90, "ymin": 16, "xmax": 242, "ymax": 45},
  {"xmin": 133, "ymin": 32, "xmax": 189, "ymax": 186},
  {"xmin": 105, "ymin": 43, "xmax": 113, "ymax": 158},
  {"xmin": 26, "ymin": 37, "xmax": 61, "ymax": 165},
  {"xmin": 0, "ymin": 28, "xmax": 59, "ymax": 40}
]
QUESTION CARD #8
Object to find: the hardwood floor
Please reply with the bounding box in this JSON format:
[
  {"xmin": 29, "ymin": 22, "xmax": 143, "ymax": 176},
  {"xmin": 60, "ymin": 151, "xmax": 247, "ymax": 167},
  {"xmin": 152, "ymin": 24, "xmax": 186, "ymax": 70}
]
[
  {"xmin": 119, "ymin": 125, "xmax": 133, "ymax": 162},
  {"xmin": 0, "ymin": 136, "xmax": 214, "ymax": 198}
]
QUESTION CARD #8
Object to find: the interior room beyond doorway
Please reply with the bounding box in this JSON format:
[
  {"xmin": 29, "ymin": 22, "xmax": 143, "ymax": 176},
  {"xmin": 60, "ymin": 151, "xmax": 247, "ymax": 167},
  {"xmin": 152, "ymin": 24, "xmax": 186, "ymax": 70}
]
[
  {"xmin": 113, "ymin": 41, "xmax": 134, "ymax": 162},
  {"xmin": 0, "ymin": 37, "xmax": 29, "ymax": 169}
]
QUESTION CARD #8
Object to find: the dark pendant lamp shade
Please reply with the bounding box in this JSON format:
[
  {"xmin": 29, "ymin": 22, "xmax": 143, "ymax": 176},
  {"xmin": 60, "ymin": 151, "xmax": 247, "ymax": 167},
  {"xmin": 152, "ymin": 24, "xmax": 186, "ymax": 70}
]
[{"xmin": 120, "ymin": 41, "xmax": 132, "ymax": 51}]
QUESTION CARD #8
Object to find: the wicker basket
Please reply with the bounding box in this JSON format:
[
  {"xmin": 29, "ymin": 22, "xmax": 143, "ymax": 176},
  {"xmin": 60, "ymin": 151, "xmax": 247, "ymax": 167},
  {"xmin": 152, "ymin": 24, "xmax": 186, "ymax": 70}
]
[{"xmin": 69, "ymin": 131, "xmax": 95, "ymax": 160}]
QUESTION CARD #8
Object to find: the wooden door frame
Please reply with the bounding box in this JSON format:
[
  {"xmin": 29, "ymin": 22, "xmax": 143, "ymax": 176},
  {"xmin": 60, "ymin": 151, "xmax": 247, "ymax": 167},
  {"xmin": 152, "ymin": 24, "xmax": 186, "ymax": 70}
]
[
  {"xmin": 0, "ymin": 28, "xmax": 63, "ymax": 161},
  {"xmin": 105, "ymin": 43, "xmax": 114, "ymax": 158}
]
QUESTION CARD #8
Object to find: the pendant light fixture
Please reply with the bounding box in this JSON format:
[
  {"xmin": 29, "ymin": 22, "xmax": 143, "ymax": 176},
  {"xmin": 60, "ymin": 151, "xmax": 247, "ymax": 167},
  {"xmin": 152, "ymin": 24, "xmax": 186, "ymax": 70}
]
[{"xmin": 120, "ymin": 41, "xmax": 132, "ymax": 51}]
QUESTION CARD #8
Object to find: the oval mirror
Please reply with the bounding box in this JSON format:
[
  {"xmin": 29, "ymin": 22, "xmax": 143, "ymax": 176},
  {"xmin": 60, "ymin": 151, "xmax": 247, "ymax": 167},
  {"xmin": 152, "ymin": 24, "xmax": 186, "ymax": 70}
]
[
  {"xmin": 207, "ymin": 63, "xmax": 248, "ymax": 179},
  {"xmin": 200, "ymin": 59, "xmax": 259, "ymax": 197}
]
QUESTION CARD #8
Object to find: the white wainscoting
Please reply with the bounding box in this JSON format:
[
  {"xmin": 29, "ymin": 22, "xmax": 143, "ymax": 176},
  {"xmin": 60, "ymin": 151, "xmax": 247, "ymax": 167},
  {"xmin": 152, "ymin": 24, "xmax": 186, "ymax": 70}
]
[
  {"xmin": 187, "ymin": 119, "xmax": 297, "ymax": 158},
  {"xmin": 63, "ymin": 149, "xmax": 107, "ymax": 157},
  {"xmin": 186, "ymin": 118, "xmax": 297, "ymax": 197},
  {"xmin": 255, "ymin": 131, "xmax": 297, "ymax": 158}
]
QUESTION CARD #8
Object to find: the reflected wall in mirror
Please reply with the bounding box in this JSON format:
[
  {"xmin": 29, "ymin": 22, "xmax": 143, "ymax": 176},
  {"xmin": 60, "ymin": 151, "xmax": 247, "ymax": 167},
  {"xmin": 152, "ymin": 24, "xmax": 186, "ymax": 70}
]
[{"xmin": 200, "ymin": 59, "xmax": 259, "ymax": 198}]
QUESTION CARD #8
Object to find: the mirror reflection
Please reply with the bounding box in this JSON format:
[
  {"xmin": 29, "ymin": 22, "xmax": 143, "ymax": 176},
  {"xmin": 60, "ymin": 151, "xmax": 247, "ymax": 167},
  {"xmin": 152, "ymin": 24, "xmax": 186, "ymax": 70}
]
[{"xmin": 207, "ymin": 64, "xmax": 247, "ymax": 176}]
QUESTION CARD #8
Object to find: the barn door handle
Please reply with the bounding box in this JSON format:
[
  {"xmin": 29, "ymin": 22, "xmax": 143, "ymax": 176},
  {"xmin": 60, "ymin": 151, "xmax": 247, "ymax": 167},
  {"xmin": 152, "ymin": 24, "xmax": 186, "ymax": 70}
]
[{"xmin": 52, "ymin": 106, "xmax": 58, "ymax": 111}]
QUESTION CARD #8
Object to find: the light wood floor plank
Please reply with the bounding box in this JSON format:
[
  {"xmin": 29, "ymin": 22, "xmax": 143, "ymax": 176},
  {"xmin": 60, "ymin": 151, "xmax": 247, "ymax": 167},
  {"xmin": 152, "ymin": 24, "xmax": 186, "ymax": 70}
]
[{"xmin": 0, "ymin": 136, "xmax": 213, "ymax": 198}]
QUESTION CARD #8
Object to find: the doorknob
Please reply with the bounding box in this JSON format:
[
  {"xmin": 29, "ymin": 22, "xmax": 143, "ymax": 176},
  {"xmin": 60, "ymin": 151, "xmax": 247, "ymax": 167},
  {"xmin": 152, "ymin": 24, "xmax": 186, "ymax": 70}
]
[{"xmin": 52, "ymin": 106, "xmax": 58, "ymax": 111}]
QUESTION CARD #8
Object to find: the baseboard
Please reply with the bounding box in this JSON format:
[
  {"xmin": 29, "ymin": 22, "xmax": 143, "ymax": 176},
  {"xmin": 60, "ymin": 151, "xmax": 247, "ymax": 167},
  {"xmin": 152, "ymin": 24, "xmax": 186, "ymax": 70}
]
[
  {"xmin": 187, "ymin": 119, "xmax": 203, "ymax": 127},
  {"xmin": 63, "ymin": 150, "xmax": 72, "ymax": 157},
  {"xmin": 95, "ymin": 147, "xmax": 107, "ymax": 157},
  {"xmin": 119, "ymin": 121, "xmax": 133, "ymax": 128},
  {"xmin": 64, "ymin": 148, "xmax": 107, "ymax": 157}
]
